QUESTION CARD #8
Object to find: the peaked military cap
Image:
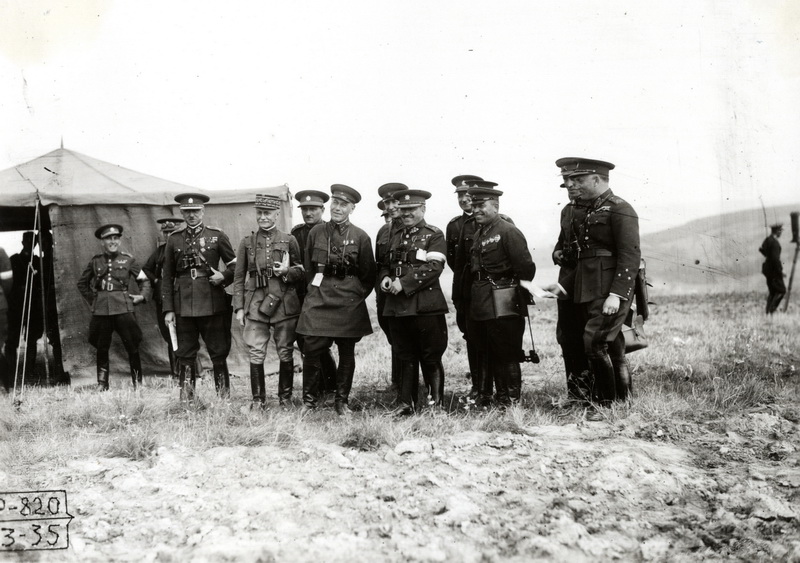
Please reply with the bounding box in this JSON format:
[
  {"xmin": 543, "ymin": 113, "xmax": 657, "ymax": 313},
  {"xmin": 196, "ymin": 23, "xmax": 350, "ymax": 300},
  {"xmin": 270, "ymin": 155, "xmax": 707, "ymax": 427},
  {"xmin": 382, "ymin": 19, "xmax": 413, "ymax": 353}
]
[
  {"xmin": 95, "ymin": 224, "xmax": 124, "ymax": 239},
  {"xmin": 254, "ymin": 194, "xmax": 281, "ymax": 210},
  {"xmin": 330, "ymin": 184, "xmax": 361, "ymax": 204},
  {"xmin": 555, "ymin": 157, "xmax": 615, "ymax": 178},
  {"xmin": 394, "ymin": 189, "xmax": 432, "ymax": 208},
  {"xmin": 174, "ymin": 193, "xmax": 210, "ymax": 210},
  {"xmin": 451, "ymin": 174, "xmax": 484, "ymax": 193},
  {"xmin": 156, "ymin": 217, "xmax": 184, "ymax": 225},
  {"xmin": 377, "ymin": 183, "xmax": 409, "ymax": 201},
  {"xmin": 295, "ymin": 190, "xmax": 329, "ymax": 207},
  {"xmin": 466, "ymin": 180, "xmax": 503, "ymax": 202},
  {"xmin": 771, "ymin": 224, "xmax": 784, "ymax": 232}
]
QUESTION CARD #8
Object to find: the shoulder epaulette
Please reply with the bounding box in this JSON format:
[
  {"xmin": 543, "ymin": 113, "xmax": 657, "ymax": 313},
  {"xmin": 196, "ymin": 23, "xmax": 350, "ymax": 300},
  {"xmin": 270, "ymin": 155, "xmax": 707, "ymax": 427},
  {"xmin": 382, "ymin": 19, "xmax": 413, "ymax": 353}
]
[
  {"xmin": 168, "ymin": 225, "xmax": 186, "ymax": 236},
  {"xmin": 121, "ymin": 251, "xmax": 133, "ymax": 257},
  {"xmin": 608, "ymin": 195, "xmax": 625, "ymax": 205},
  {"xmin": 448, "ymin": 215, "xmax": 461, "ymax": 224},
  {"xmin": 206, "ymin": 225, "xmax": 223, "ymax": 232},
  {"xmin": 424, "ymin": 224, "xmax": 442, "ymax": 234},
  {"xmin": 291, "ymin": 224, "xmax": 304, "ymax": 233}
]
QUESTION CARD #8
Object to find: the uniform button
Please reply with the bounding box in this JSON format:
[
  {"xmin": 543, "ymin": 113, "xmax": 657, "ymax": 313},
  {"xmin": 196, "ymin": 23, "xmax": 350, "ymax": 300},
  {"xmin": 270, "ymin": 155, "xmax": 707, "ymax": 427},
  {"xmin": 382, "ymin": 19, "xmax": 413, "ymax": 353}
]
[{"xmin": 584, "ymin": 236, "xmax": 589, "ymax": 240}]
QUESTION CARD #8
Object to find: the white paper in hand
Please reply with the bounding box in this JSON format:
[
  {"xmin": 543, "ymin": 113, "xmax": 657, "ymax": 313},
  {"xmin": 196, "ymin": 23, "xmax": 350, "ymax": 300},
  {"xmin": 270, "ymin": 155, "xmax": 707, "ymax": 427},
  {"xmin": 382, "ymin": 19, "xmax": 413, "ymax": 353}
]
[{"xmin": 520, "ymin": 280, "xmax": 558, "ymax": 300}]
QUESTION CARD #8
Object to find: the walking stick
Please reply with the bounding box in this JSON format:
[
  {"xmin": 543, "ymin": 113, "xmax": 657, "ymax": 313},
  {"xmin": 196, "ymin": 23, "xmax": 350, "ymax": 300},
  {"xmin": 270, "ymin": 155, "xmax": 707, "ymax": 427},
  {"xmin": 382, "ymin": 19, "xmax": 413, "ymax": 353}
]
[{"xmin": 783, "ymin": 211, "xmax": 800, "ymax": 312}]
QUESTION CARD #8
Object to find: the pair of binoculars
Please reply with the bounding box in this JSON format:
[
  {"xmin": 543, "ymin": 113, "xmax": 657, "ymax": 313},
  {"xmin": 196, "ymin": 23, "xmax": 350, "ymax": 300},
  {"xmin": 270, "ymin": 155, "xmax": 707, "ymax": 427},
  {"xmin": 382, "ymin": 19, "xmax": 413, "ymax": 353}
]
[
  {"xmin": 520, "ymin": 349, "xmax": 540, "ymax": 364},
  {"xmin": 181, "ymin": 253, "xmax": 200, "ymax": 269}
]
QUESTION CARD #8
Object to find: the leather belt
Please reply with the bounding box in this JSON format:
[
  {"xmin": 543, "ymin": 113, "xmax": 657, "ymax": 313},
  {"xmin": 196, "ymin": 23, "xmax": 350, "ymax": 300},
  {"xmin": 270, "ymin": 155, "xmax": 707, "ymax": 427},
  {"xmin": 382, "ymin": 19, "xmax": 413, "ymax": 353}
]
[
  {"xmin": 177, "ymin": 269, "xmax": 210, "ymax": 279},
  {"xmin": 578, "ymin": 248, "xmax": 615, "ymax": 259},
  {"xmin": 472, "ymin": 270, "xmax": 513, "ymax": 282}
]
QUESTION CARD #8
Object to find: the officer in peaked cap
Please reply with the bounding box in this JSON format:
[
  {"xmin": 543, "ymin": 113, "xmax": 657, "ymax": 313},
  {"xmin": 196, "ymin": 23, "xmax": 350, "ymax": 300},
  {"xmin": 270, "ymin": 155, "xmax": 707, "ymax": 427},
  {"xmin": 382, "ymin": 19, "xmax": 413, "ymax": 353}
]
[
  {"xmin": 291, "ymin": 189, "xmax": 338, "ymax": 395},
  {"xmin": 445, "ymin": 175, "xmax": 483, "ymax": 398},
  {"xmin": 549, "ymin": 178, "xmax": 590, "ymax": 404},
  {"xmin": 378, "ymin": 200, "xmax": 390, "ymax": 222},
  {"xmin": 466, "ymin": 181, "xmax": 535, "ymax": 408},
  {"xmin": 234, "ymin": 194, "xmax": 305, "ymax": 408},
  {"xmin": 555, "ymin": 157, "xmax": 640, "ymax": 409},
  {"xmin": 379, "ymin": 189, "xmax": 449, "ymax": 414},
  {"xmin": 296, "ymin": 184, "xmax": 376, "ymax": 415},
  {"xmin": 759, "ymin": 223, "xmax": 785, "ymax": 314},
  {"xmin": 77, "ymin": 223, "xmax": 148, "ymax": 390},
  {"xmin": 374, "ymin": 182, "xmax": 410, "ymax": 393},
  {"xmin": 142, "ymin": 216, "xmax": 185, "ymax": 380},
  {"xmin": 162, "ymin": 192, "xmax": 237, "ymax": 402}
]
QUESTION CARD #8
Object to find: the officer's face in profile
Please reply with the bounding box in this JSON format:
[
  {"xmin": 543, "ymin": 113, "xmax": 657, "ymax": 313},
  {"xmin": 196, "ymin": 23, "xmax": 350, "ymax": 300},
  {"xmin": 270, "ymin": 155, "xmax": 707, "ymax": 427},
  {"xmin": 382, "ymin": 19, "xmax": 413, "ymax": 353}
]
[
  {"xmin": 473, "ymin": 199, "xmax": 499, "ymax": 225},
  {"xmin": 384, "ymin": 199, "xmax": 400, "ymax": 219},
  {"xmin": 457, "ymin": 192, "xmax": 473, "ymax": 213},
  {"xmin": 256, "ymin": 208, "xmax": 280, "ymax": 230},
  {"xmin": 400, "ymin": 205, "xmax": 425, "ymax": 228},
  {"xmin": 102, "ymin": 234, "xmax": 121, "ymax": 254},
  {"xmin": 181, "ymin": 208, "xmax": 204, "ymax": 227},
  {"xmin": 329, "ymin": 198, "xmax": 354, "ymax": 223},
  {"xmin": 565, "ymin": 174, "xmax": 601, "ymax": 201},
  {"xmin": 561, "ymin": 177, "xmax": 581, "ymax": 201},
  {"xmin": 301, "ymin": 206, "xmax": 324, "ymax": 226}
]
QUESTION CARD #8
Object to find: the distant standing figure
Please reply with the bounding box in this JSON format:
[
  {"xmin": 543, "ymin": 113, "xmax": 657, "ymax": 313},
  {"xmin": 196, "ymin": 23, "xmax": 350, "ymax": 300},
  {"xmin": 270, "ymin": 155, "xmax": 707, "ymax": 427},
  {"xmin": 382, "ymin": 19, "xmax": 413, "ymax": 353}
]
[
  {"xmin": 142, "ymin": 216, "xmax": 185, "ymax": 378},
  {"xmin": 5, "ymin": 232, "xmax": 42, "ymax": 381},
  {"xmin": 759, "ymin": 224, "xmax": 785, "ymax": 314},
  {"xmin": 76, "ymin": 224, "xmax": 148, "ymax": 390}
]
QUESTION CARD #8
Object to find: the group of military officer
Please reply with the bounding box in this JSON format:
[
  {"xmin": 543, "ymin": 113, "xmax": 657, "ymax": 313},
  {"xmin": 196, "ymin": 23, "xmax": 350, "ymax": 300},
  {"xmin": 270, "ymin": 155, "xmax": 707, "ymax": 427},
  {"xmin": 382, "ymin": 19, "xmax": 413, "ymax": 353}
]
[{"xmin": 76, "ymin": 155, "xmax": 641, "ymax": 417}]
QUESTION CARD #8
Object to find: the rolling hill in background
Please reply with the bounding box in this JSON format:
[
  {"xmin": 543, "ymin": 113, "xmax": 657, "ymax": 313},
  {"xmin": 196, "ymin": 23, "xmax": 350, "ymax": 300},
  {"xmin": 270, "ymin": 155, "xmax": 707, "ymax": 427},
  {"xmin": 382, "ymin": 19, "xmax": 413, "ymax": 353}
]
[{"xmin": 640, "ymin": 204, "xmax": 799, "ymax": 294}]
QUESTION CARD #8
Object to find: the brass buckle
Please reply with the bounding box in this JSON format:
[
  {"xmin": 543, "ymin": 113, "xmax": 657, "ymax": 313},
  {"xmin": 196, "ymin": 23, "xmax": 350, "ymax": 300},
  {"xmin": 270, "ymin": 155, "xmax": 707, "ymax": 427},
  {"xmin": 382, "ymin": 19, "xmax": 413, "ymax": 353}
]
[
  {"xmin": 395, "ymin": 266, "xmax": 403, "ymax": 277},
  {"xmin": 190, "ymin": 268, "xmax": 198, "ymax": 280}
]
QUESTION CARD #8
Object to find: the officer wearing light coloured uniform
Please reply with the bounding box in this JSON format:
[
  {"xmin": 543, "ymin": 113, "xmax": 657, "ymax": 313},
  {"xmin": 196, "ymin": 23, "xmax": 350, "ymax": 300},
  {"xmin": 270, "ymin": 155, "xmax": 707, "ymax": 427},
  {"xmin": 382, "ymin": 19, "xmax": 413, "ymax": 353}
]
[{"xmin": 234, "ymin": 194, "xmax": 304, "ymax": 408}]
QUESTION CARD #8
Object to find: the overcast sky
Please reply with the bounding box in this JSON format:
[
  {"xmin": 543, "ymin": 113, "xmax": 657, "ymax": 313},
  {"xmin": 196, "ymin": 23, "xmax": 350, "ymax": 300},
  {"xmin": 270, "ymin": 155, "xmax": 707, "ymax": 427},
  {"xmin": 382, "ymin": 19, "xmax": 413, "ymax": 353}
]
[{"xmin": 0, "ymin": 0, "xmax": 798, "ymax": 255}]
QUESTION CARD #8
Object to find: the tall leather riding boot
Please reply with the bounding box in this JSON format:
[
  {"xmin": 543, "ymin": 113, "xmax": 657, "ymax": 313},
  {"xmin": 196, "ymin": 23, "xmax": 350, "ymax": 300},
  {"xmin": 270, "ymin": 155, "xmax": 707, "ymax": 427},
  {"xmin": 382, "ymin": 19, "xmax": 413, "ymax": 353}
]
[
  {"xmin": 507, "ymin": 362, "xmax": 522, "ymax": 404},
  {"xmin": 212, "ymin": 361, "xmax": 231, "ymax": 398},
  {"xmin": 334, "ymin": 355, "xmax": 355, "ymax": 416},
  {"xmin": 302, "ymin": 356, "xmax": 321, "ymax": 409},
  {"xmin": 394, "ymin": 360, "xmax": 418, "ymax": 415},
  {"xmin": 96, "ymin": 358, "xmax": 110, "ymax": 392},
  {"xmin": 321, "ymin": 350, "xmax": 337, "ymax": 393},
  {"xmin": 474, "ymin": 352, "xmax": 492, "ymax": 407},
  {"xmin": 179, "ymin": 361, "xmax": 196, "ymax": 402},
  {"xmin": 611, "ymin": 356, "xmax": 632, "ymax": 401},
  {"xmin": 421, "ymin": 361, "xmax": 443, "ymax": 407},
  {"xmin": 250, "ymin": 363, "xmax": 266, "ymax": 408},
  {"xmin": 278, "ymin": 361, "xmax": 294, "ymax": 406},
  {"xmin": 492, "ymin": 362, "xmax": 510, "ymax": 407},
  {"xmin": 390, "ymin": 351, "xmax": 401, "ymax": 391},
  {"xmin": 467, "ymin": 340, "xmax": 480, "ymax": 397},
  {"xmin": 590, "ymin": 355, "xmax": 617, "ymax": 406},
  {"xmin": 129, "ymin": 351, "xmax": 143, "ymax": 389}
]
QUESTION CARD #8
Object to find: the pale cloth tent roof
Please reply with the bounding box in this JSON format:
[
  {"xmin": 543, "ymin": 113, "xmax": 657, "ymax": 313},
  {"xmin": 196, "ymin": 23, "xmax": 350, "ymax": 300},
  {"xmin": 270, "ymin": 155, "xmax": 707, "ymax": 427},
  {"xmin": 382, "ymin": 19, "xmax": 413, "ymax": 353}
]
[{"xmin": 0, "ymin": 147, "xmax": 294, "ymax": 385}]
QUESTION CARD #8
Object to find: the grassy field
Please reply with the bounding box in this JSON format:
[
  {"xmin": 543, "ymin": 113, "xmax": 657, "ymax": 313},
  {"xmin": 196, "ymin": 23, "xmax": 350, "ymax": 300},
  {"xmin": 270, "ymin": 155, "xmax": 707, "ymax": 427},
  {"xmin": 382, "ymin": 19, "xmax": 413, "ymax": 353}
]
[{"xmin": 1, "ymin": 291, "xmax": 798, "ymax": 561}]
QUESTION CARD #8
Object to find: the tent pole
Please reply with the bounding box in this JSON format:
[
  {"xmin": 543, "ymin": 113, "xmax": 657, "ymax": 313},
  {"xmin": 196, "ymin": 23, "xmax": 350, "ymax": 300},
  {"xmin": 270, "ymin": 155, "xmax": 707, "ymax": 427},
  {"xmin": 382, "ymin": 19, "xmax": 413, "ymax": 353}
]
[{"xmin": 34, "ymin": 199, "xmax": 52, "ymax": 385}]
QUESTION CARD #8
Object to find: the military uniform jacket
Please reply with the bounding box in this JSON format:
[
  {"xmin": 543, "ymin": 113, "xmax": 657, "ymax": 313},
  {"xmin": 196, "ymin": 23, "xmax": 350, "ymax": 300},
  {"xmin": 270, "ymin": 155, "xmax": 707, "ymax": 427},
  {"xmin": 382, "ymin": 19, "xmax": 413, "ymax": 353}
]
[
  {"xmin": 469, "ymin": 216, "xmax": 535, "ymax": 321},
  {"xmin": 77, "ymin": 252, "xmax": 144, "ymax": 316},
  {"xmin": 552, "ymin": 202, "xmax": 588, "ymax": 296},
  {"xmin": 447, "ymin": 212, "xmax": 476, "ymax": 306},
  {"xmin": 570, "ymin": 189, "xmax": 640, "ymax": 304},
  {"xmin": 161, "ymin": 224, "xmax": 236, "ymax": 317},
  {"xmin": 296, "ymin": 220, "xmax": 376, "ymax": 338},
  {"xmin": 379, "ymin": 220, "xmax": 449, "ymax": 317},
  {"xmin": 233, "ymin": 228, "xmax": 304, "ymax": 323},
  {"xmin": 374, "ymin": 217, "xmax": 404, "ymax": 309},
  {"xmin": 292, "ymin": 221, "xmax": 323, "ymax": 300},
  {"xmin": 759, "ymin": 236, "xmax": 783, "ymax": 278}
]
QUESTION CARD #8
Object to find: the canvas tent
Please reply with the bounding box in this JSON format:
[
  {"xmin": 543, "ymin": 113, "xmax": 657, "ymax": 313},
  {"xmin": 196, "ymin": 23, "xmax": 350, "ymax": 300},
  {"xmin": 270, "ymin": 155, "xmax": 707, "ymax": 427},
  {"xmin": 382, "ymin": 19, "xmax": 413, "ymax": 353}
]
[{"xmin": 0, "ymin": 148, "xmax": 293, "ymax": 385}]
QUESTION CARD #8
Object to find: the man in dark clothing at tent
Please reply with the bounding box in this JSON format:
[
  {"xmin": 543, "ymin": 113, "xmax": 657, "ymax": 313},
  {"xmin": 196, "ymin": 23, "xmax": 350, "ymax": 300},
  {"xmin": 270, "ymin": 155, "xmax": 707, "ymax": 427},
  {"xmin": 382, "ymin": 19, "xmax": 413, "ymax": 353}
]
[
  {"xmin": 0, "ymin": 247, "xmax": 12, "ymax": 390},
  {"xmin": 759, "ymin": 224, "xmax": 786, "ymax": 315},
  {"xmin": 143, "ymin": 216, "xmax": 185, "ymax": 378},
  {"xmin": 5, "ymin": 232, "xmax": 43, "ymax": 383}
]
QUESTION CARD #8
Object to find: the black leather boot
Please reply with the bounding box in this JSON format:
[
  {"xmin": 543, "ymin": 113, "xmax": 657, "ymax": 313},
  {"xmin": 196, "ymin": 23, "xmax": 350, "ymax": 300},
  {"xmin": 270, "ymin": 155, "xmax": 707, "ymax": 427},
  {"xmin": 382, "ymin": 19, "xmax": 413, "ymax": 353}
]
[
  {"xmin": 334, "ymin": 354, "xmax": 355, "ymax": 416},
  {"xmin": 390, "ymin": 351, "xmax": 401, "ymax": 392},
  {"xmin": 302, "ymin": 356, "xmax": 321, "ymax": 409},
  {"xmin": 611, "ymin": 356, "xmax": 632, "ymax": 401},
  {"xmin": 278, "ymin": 361, "xmax": 294, "ymax": 406},
  {"xmin": 507, "ymin": 362, "xmax": 522, "ymax": 405},
  {"xmin": 129, "ymin": 351, "xmax": 143, "ymax": 389},
  {"xmin": 96, "ymin": 364, "xmax": 109, "ymax": 391},
  {"xmin": 467, "ymin": 339, "xmax": 480, "ymax": 398},
  {"xmin": 493, "ymin": 362, "xmax": 510, "ymax": 408},
  {"xmin": 590, "ymin": 355, "xmax": 617, "ymax": 406},
  {"xmin": 321, "ymin": 350, "xmax": 337, "ymax": 393},
  {"xmin": 421, "ymin": 361, "xmax": 443, "ymax": 407},
  {"xmin": 250, "ymin": 363, "xmax": 266, "ymax": 409},
  {"xmin": 474, "ymin": 352, "xmax": 492, "ymax": 408},
  {"xmin": 394, "ymin": 360, "xmax": 418, "ymax": 415},
  {"xmin": 179, "ymin": 361, "xmax": 197, "ymax": 402},
  {"xmin": 213, "ymin": 361, "xmax": 231, "ymax": 398}
]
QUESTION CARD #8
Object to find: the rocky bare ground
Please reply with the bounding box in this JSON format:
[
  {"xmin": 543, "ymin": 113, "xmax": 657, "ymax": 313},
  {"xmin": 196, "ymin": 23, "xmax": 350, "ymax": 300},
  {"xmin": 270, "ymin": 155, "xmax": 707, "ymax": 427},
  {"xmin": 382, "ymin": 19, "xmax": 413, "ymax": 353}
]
[{"xmin": 7, "ymin": 406, "xmax": 799, "ymax": 562}]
